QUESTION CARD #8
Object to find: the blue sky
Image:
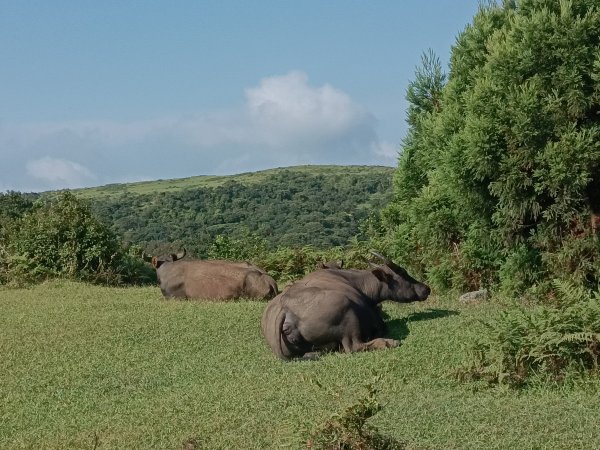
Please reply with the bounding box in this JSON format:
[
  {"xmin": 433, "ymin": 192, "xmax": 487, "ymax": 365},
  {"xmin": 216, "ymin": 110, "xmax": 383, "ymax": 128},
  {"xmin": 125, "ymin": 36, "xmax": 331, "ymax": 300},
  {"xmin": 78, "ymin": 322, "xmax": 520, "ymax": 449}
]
[{"xmin": 0, "ymin": 1, "xmax": 480, "ymax": 192}]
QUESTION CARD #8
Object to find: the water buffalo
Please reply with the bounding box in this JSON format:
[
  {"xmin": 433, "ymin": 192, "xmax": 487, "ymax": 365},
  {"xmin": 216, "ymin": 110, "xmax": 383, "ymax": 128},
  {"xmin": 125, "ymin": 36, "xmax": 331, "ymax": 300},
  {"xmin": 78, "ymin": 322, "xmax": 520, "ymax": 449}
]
[
  {"xmin": 145, "ymin": 249, "xmax": 278, "ymax": 300},
  {"xmin": 261, "ymin": 253, "xmax": 430, "ymax": 359}
]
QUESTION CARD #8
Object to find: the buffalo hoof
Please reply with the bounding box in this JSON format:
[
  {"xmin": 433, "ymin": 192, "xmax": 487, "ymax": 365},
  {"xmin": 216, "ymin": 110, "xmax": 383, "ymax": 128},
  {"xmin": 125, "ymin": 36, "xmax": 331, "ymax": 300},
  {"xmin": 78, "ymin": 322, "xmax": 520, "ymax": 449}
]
[
  {"xmin": 365, "ymin": 338, "xmax": 401, "ymax": 350},
  {"xmin": 383, "ymin": 338, "xmax": 401, "ymax": 348},
  {"xmin": 369, "ymin": 338, "xmax": 400, "ymax": 350}
]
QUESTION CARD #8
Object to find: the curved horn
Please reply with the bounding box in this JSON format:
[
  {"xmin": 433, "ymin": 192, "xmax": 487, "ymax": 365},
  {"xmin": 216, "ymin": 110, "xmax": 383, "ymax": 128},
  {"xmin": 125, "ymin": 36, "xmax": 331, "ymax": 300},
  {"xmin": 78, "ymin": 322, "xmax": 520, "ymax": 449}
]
[
  {"xmin": 369, "ymin": 250, "xmax": 390, "ymax": 264},
  {"xmin": 173, "ymin": 248, "xmax": 186, "ymax": 261}
]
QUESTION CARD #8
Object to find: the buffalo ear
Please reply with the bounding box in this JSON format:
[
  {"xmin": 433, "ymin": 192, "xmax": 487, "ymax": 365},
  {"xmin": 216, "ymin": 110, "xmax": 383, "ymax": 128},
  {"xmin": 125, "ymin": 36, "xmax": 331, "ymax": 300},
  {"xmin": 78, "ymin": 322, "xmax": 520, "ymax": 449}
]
[
  {"xmin": 151, "ymin": 256, "xmax": 160, "ymax": 268},
  {"xmin": 371, "ymin": 267, "xmax": 391, "ymax": 283}
]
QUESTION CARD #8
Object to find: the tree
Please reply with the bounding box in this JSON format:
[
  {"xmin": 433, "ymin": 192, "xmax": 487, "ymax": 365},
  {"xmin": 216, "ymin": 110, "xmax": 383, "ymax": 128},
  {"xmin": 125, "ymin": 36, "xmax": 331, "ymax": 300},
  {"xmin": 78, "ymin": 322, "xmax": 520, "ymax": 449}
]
[
  {"xmin": 2, "ymin": 192, "xmax": 127, "ymax": 284},
  {"xmin": 384, "ymin": 0, "xmax": 600, "ymax": 297}
]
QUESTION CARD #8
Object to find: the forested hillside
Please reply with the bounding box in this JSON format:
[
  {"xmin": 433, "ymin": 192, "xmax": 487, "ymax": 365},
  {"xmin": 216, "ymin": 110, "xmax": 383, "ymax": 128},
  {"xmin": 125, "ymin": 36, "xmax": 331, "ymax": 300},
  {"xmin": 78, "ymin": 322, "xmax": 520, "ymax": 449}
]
[{"xmin": 80, "ymin": 165, "xmax": 393, "ymax": 256}]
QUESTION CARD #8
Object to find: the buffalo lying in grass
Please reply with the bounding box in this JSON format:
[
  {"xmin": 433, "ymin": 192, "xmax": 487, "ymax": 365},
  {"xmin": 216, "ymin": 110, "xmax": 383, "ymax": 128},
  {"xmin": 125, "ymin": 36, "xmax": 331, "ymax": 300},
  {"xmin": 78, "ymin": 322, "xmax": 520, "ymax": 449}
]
[
  {"xmin": 261, "ymin": 253, "xmax": 430, "ymax": 359},
  {"xmin": 144, "ymin": 249, "xmax": 278, "ymax": 300}
]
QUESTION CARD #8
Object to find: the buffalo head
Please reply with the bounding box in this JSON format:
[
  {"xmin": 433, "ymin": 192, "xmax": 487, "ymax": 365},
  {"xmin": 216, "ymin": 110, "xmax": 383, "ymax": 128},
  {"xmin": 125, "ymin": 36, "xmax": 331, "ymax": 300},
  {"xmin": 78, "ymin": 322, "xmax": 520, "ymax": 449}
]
[
  {"xmin": 369, "ymin": 251, "xmax": 430, "ymax": 302},
  {"xmin": 143, "ymin": 248, "xmax": 187, "ymax": 269}
]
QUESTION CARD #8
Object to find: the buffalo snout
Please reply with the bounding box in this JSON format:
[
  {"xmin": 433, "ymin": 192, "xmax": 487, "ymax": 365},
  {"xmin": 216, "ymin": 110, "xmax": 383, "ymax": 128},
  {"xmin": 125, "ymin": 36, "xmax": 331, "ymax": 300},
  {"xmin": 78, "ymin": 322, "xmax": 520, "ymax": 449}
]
[{"xmin": 415, "ymin": 283, "xmax": 431, "ymax": 301}]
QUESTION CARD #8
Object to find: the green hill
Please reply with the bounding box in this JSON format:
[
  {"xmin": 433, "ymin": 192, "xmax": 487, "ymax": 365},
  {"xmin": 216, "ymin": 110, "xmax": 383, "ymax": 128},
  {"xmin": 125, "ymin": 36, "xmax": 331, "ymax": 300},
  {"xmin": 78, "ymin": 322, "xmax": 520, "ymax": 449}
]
[
  {"xmin": 74, "ymin": 165, "xmax": 394, "ymax": 256},
  {"xmin": 74, "ymin": 165, "xmax": 390, "ymax": 198}
]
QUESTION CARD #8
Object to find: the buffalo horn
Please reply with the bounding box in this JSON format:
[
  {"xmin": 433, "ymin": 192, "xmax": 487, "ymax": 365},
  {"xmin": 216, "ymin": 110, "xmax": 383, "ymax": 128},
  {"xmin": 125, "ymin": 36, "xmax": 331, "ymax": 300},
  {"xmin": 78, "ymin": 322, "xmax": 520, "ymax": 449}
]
[{"xmin": 369, "ymin": 250, "xmax": 391, "ymax": 265}]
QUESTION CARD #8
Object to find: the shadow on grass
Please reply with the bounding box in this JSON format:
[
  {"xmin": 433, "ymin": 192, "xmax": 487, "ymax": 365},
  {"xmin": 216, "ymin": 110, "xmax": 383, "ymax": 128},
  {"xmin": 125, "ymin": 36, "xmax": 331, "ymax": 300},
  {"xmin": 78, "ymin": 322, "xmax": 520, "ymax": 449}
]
[
  {"xmin": 407, "ymin": 308, "xmax": 460, "ymax": 322},
  {"xmin": 385, "ymin": 308, "xmax": 460, "ymax": 341}
]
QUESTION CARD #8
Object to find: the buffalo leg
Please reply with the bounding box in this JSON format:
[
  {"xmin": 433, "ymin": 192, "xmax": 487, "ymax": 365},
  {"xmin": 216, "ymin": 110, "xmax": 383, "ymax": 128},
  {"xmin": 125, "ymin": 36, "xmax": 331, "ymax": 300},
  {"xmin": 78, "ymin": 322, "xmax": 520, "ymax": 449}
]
[{"xmin": 360, "ymin": 338, "xmax": 400, "ymax": 351}]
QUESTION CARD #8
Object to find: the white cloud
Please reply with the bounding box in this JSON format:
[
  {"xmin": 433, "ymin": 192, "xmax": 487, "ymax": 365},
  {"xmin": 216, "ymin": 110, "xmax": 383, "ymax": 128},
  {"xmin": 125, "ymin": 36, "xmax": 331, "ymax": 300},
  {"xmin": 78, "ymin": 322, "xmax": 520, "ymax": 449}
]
[
  {"xmin": 1, "ymin": 71, "xmax": 396, "ymax": 191},
  {"xmin": 26, "ymin": 157, "xmax": 96, "ymax": 188},
  {"xmin": 244, "ymin": 71, "xmax": 369, "ymax": 145},
  {"xmin": 371, "ymin": 141, "xmax": 399, "ymax": 160}
]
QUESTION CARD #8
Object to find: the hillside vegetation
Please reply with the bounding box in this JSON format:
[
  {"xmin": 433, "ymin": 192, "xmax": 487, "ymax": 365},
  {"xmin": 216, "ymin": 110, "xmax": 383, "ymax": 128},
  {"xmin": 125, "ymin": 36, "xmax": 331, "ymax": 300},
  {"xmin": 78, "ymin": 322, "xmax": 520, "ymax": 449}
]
[
  {"xmin": 74, "ymin": 165, "xmax": 389, "ymax": 198},
  {"xmin": 81, "ymin": 165, "xmax": 393, "ymax": 255}
]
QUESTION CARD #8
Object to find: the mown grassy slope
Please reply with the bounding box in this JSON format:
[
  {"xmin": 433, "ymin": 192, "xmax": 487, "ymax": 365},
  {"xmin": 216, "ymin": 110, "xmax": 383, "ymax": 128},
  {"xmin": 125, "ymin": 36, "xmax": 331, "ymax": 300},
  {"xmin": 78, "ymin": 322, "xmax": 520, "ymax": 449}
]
[
  {"xmin": 1, "ymin": 282, "xmax": 599, "ymax": 449},
  {"xmin": 72, "ymin": 165, "xmax": 392, "ymax": 199}
]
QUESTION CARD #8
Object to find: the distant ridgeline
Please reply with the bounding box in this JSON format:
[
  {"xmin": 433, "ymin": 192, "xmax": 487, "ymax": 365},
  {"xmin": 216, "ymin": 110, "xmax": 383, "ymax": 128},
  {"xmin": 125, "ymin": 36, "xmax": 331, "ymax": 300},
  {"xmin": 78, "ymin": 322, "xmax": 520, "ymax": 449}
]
[{"xmin": 73, "ymin": 165, "xmax": 394, "ymax": 257}]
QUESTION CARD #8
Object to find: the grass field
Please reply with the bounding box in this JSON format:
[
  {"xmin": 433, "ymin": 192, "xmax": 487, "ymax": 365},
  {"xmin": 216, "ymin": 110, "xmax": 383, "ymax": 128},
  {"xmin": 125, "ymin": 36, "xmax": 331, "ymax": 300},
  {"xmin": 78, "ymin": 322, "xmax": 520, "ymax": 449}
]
[
  {"xmin": 69, "ymin": 165, "xmax": 394, "ymax": 199},
  {"xmin": 1, "ymin": 282, "xmax": 599, "ymax": 449}
]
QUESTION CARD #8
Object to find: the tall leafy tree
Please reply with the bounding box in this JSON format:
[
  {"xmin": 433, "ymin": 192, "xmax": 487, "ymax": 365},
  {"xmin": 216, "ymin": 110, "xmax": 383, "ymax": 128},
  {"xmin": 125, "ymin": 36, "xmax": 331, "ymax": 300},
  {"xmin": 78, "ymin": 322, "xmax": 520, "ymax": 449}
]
[{"xmin": 384, "ymin": 0, "xmax": 600, "ymax": 296}]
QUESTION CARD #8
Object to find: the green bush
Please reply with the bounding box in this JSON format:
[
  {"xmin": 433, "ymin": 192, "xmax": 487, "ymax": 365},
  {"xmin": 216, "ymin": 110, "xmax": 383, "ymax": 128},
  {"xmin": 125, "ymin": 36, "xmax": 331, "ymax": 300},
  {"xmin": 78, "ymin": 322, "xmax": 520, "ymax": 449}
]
[
  {"xmin": 382, "ymin": 0, "xmax": 600, "ymax": 297},
  {"xmin": 207, "ymin": 230, "xmax": 269, "ymax": 261},
  {"xmin": 305, "ymin": 377, "xmax": 405, "ymax": 450},
  {"xmin": 1, "ymin": 191, "xmax": 150, "ymax": 286},
  {"xmin": 459, "ymin": 280, "xmax": 600, "ymax": 387},
  {"xmin": 205, "ymin": 232, "xmax": 375, "ymax": 283}
]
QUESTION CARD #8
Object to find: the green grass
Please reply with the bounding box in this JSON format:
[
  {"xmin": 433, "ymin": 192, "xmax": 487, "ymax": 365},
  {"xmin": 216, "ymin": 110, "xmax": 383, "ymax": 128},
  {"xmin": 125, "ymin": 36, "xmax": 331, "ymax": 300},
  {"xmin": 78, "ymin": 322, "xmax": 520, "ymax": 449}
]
[
  {"xmin": 1, "ymin": 282, "xmax": 599, "ymax": 449},
  {"xmin": 69, "ymin": 165, "xmax": 393, "ymax": 199}
]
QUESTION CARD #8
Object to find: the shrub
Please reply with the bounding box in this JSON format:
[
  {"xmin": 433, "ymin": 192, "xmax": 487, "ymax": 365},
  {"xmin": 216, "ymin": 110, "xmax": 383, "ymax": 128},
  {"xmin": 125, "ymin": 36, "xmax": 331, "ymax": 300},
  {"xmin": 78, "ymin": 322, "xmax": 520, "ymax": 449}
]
[
  {"xmin": 459, "ymin": 280, "xmax": 600, "ymax": 387},
  {"xmin": 205, "ymin": 232, "xmax": 374, "ymax": 283},
  {"xmin": 1, "ymin": 191, "xmax": 148, "ymax": 285},
  {"xmin": 207, "ymin": 230, "xmax": 269, "ymax": 261},
  {"xmin": 383, "ymin": 0, "xmax": 600, "ymax": 297},
  {"xmin": 305, "ymin": 377, "xmax": 405, "ymax": 450}
]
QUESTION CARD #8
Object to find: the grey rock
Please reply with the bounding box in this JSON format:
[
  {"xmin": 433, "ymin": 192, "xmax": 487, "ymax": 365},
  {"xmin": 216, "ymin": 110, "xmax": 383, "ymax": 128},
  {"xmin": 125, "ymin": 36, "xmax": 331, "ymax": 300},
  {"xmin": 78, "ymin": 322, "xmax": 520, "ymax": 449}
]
[{"xmin": 459, "ymin": 289, "xmax": 488, "ymax": 303}]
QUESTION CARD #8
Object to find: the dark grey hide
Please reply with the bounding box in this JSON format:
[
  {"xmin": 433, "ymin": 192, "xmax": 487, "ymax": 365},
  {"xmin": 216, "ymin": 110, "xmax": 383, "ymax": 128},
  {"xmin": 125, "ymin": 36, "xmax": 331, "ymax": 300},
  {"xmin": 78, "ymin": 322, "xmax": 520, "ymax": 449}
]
[{"xmin": 261, "ymin": 255, "xmax": 430, "ymax": 359}]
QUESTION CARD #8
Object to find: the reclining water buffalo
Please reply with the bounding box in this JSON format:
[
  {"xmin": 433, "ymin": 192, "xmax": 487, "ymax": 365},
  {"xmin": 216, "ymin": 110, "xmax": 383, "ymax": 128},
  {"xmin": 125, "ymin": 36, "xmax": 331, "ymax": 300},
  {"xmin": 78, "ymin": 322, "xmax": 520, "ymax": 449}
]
[
  {"xmin": 144, "ymin": 249, "xmax": 278, "ymax": 300},
  {"xmin": 261, "ymin": 253, "xmax": 430, "ymax": 360}
]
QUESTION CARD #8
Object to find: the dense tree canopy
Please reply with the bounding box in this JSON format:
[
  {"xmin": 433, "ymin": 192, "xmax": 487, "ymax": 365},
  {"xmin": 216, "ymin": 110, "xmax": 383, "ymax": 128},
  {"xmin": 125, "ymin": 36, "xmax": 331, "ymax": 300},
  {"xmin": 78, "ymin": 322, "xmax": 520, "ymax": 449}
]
[
  {"xmin": 0, "ymin": 167, "xmax": 392, "ymax": 285},
  {"xmin": 89, "ymin": 168, "xmax": 393, "ymax": 257},
  {"xmin": 384, "ymin": 0, "xmax": 600, "ymax": 296}
]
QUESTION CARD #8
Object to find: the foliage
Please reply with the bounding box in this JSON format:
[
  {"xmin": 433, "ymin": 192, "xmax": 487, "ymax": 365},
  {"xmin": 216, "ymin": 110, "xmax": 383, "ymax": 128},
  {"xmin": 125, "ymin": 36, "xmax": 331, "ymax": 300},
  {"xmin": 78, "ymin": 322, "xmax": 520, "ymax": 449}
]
[
  {"xmin": 0, "ymin": 169, "xmax": 390, "ymax": 285},
  {"xmin": 459, "ymin": 280, "xmax": 600, "ymax": 387},
  {"xmin": 206, "ymin": 231, "xmax": 372, "ymax": 283},
  {"xmin": 383, "ymin": 0, "xmax": 600, "ymax": 296},
  {"xmin": 0, "ymin": 191, "xmax": 149, "ymax": 285},
  {"xmin": 207, "ymin": 229, "xmax": 269, "ymax": 261},
  {"xmin": 259, "ymin": 245, "xmax": 364, "ymax": 283},
  {"xmin": 0, "ymin": 191, "xmax": 37, "ymax": 225},
  {"xmin": 305, "ymin": 376, "xmax": 405, "ymax": 450},
  {"xmin": 84, "ymin": 166, "xmax": 393, "ymax": 257}
]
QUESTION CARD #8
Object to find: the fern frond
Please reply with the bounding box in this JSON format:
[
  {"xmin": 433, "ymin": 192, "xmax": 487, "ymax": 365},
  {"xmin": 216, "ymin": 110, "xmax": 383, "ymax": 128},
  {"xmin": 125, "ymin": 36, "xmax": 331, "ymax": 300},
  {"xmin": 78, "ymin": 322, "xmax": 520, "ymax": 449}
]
[{"xmin": 552, "ymin": 279, "xmax": 592, "ymax": 304}]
